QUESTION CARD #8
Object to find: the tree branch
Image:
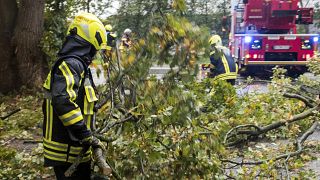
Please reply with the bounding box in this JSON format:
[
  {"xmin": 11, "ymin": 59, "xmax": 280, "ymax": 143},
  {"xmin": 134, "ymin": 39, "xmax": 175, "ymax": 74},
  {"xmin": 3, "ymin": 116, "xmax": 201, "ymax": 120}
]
[
  {"xmin": 221, "ymin": 121, "xmax": 319, "ymax": 166},
  {"xmin": 99, "ymin": 115, "xmax": 134, "ymax": 134},
  {"xmin": 64, "ymin": 146, "xmax": 89, "ymax": 177},
  {"xmin": 95, "ymin": 125, "xmax": 123, "ymax": 143},
  {"xmin": 283, "ymin": 92, "xmax": 315, "ymax": 108},
  {"xmin": 1, "ymin": 108, "xmax": 21, "ymax": 120},
  {"xmin": 225, "ymin": 104, "xmax": 320, "ymax": 147},
  {"xmin": 94, "ymin": 148, "xmax": 112, "ymax": 176},
  {"xmin": 260, "ymin": 105, "xmax": 318, "ymax": 133}
]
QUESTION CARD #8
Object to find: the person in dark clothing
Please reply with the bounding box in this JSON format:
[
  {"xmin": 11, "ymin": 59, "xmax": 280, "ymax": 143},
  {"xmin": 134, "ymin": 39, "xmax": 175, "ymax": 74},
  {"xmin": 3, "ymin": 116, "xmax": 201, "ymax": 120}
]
[
  {"xmin": 208, "ymin": 35, "xmax": 238, "ymax": 85},
  {"xmin": 102, "ymin": 24, "xmax": 117, "ymax": 58},
  {"xmin": 119, "ymin": 28, "xmax": 132, "ymax": 52},
  {"xmin": 42, "ymin": 12, "xmax": 107, "ymax": 179}
]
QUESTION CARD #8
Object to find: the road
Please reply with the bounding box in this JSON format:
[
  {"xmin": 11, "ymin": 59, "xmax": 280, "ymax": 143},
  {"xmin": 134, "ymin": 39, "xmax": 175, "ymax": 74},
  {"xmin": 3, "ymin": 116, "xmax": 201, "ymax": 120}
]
[
  {"xmin": 90, "ymin": 65, "xmax": 174, "ymax": 85},
  {"xmin": 91, "ymin": 65, "xmax": 269, "ymax": 94}
]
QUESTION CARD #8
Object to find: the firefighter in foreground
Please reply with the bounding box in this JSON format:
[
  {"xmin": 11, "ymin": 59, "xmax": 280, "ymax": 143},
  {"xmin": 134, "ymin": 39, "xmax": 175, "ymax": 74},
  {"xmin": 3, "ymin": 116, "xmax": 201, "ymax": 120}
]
[
  {"xmin": 208, "ymin": 35, "xmax": 238, "ymax": 85},
  {"xmin": 42, "ymin": 12, "xmax": 106, "ymax": 179}
]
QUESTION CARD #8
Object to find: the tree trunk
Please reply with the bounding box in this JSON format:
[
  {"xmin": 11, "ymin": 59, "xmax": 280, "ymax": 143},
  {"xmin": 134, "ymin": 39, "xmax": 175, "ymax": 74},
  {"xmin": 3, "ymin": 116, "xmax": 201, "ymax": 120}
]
[
  {"xmin": 0, "ymin": 0, "xmax": 47, "ymax": 93},
  {"xmin": 87, "ymin": 0, "xmax": 91, "ymax": 12},
  {"xmin": 0, "ymin": 0, "xmax": 18, "ymax": 93}
]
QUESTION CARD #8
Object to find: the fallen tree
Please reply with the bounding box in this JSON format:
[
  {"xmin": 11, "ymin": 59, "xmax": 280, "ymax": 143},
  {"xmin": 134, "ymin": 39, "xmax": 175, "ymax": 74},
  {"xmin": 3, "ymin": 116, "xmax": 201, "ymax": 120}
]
[
  {"xmin": 224, "ymin": 92, "xmax": 319, "ymax": 147},
  {"xmin": 220, "ymin": 60, "xmax": 320, "ymax": 178}
]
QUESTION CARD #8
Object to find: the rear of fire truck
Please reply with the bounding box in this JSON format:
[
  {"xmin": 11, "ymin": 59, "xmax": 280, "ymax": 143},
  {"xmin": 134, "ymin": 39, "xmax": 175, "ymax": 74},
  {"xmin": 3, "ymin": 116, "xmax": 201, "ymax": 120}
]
[{"xmin": 229, "ymin": 0, "xmax": 319, "ymax": 74}]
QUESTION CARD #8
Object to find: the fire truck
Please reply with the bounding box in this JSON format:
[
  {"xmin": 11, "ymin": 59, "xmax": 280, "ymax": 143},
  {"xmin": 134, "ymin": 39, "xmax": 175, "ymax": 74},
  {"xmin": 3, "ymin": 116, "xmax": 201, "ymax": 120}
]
[{"xmin": 229, "ymin": 0, "xmax": 319, "ymax": 74}]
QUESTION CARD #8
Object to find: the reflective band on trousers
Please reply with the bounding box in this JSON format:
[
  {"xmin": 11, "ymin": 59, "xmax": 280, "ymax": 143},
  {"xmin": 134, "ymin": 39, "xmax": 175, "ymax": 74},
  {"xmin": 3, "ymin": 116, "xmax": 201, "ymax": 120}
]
[{"xmin": 44, "ymin": 149, "xmax": 91, "ymax": 163}]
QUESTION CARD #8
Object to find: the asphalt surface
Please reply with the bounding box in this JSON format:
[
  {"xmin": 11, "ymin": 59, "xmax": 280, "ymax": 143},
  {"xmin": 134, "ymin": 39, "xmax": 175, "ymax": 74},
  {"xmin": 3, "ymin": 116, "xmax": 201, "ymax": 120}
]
[{"xmin": 91, "ymin": 65, "xmax": 270, "ymax": 94}]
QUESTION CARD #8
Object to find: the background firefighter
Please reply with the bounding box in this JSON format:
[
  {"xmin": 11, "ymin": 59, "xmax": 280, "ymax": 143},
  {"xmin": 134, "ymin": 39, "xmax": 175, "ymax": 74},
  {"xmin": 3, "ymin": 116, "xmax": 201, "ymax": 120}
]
[
  {"xmin": 208, "ymin": 35, "xmax": 238, "ymax": 85},
  {"xmin": 102, "ymin": 24, "xmax": 117, "ymax": 59}
]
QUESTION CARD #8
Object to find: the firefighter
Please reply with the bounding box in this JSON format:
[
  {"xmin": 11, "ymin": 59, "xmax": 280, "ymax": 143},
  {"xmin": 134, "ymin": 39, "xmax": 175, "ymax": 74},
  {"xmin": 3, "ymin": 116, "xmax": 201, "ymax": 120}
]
[
  {"xmin": 208, "ymin": 35, "xmax": 238, "ymax": 85},
  {"xmin": 119, "ymin": 28, "xmax": 132, "ymax": 52},
  {"xmin": 102, "ymin": 24, "xmax": 117, "ymax": 58},
  {"xmin": 42, "ymin": 12, "xmax": 106, "ymax": 179}
]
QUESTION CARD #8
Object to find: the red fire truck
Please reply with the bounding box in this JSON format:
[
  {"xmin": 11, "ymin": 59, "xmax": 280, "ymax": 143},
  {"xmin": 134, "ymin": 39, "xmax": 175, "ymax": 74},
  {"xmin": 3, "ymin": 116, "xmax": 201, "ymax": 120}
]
[{"xmin": 229, "ymin": 0, "xmax": 319, "ymax": 74}]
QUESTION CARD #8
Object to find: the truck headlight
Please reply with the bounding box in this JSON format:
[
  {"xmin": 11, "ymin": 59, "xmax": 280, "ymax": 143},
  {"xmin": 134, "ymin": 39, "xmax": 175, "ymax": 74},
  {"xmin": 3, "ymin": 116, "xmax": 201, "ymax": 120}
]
[{"xmin": 245, "ymin": 36, "xmax": 252, "ymax": 43}]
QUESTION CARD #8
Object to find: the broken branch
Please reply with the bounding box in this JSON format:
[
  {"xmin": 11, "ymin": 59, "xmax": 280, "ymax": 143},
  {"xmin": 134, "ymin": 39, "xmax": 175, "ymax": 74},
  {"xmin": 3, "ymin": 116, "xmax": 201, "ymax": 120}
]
[
  {"xmin": 64, "ymin": 146, "xmax": 89, "ymax": 177},
  {"xmin": 94, "ymin": 148, "xmax": 112, "ymax": 176},
  {"xmin": 1, "ymin": 108, "xmax": 21, "ymax": 120},
  {"xmin": 222, "ymin": 121, "xmax": 319, "ymax": 166},
  {"xmin": 225, "ymin": 104, "xmax": 319, "ymax": 147},
  {"xmin": 283, "ymin": 92, "xmax": 315, "ymax": 108}
]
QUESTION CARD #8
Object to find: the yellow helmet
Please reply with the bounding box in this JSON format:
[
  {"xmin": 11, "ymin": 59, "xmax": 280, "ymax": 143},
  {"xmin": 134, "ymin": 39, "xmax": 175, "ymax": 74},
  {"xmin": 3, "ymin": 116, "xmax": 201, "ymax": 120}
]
[
  {"xmin": 209, "ymin": 35, "xmax": 222, "ymax": 46},
  {"xmin": 67, "ymin": 12, "xmax": 106, "ymax": 50},
  {"xmin": 105, "ymin": 24, "xmax": 113, "ymax": 31}
]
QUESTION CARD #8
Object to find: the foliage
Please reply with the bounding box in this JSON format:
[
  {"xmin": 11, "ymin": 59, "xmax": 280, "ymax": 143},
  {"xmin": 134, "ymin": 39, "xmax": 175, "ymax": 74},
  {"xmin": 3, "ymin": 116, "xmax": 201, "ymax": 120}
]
[
  {"xmin": 0, "ymin": 145, "xmax": 51, "ymax": 180},
  {"xmin": 314, "ymin": 2, "xmax": 320, "ymax": 29},
  {"xmin": 110, "ymin": 0, "xmax": 229, "ymax": 42},
  {"xmin": 0, "ymin": 93, "xmax": 52, "ymax": 179},
  {"xmin": 92, "ymin": 1, "xmax": 320, "ymax": 178},
  {"xmin": 42, "ymin": 0, "xmax": 112, "ymax": 63},
  {"xmin": 42, "ymin": 0, "xmax": 74, "ymax": 64},
  {"xmin": 41, "ymin": 0, "xmax": 232, "ymax": 63}
]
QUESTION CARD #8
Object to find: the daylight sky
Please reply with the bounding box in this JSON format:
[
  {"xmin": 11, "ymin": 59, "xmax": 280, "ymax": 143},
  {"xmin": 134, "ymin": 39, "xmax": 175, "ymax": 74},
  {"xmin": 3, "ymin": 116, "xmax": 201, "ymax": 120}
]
[{"xmin": 102, "ymin": 0, "xmax": 120, "ymax": 18}]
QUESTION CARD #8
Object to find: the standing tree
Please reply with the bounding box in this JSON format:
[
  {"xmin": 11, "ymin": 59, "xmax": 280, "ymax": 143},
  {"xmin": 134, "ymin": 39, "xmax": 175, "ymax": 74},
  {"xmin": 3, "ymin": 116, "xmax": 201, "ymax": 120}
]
[
  {"xmin": 0, "ymin": 0, "xmax": 47, "ymax": 93},
  {"xmin": 314, "ymin": 2, "xmax": 320, "ymax": 29}
]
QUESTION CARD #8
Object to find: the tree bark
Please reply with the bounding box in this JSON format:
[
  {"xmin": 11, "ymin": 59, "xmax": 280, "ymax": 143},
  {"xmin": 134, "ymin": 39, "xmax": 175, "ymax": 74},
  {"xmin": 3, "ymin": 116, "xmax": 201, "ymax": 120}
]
[
  {"xmin": 0, "ymin": 0, "xmax": 47, "ymax": 93},
  {"xmin": 13, "ymin": 0, "xmax": 47, "ymax": 90},
  {"xmin": 0, "ymin": 0, "xmax": 18, "ymax": 93}
]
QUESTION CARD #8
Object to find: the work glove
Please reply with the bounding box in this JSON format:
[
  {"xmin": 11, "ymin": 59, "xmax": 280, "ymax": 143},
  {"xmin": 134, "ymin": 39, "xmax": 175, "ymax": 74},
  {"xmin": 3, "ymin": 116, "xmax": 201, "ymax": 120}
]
[
  {"xmin": 105, "ymin": 50, "xmax": 112, "ymax": 58},
  {"xmin": 102, "ymin": 62, "xmax": 109, "ymax": 70},
  {"xmin": 80, "ymin": 136, "xmax": 106, "ymax": 151}
]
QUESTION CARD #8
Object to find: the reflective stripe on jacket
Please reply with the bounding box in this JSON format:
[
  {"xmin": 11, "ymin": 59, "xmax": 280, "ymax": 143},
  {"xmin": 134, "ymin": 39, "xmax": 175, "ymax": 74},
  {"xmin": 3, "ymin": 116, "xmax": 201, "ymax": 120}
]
[{"xmin": 42, "ymin": 56, "xmax": 98, "ymax": 166}]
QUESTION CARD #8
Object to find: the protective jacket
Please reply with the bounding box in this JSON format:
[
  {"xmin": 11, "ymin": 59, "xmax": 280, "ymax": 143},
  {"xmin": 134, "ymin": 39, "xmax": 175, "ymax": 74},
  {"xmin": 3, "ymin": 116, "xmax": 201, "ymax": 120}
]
[
  {"xmin": 42, "ymin": 35, "xmax": 98, "ymax": 166},
  {"xmin": 209, "ymin": 46, "xmax": 238, "ymax": 81},
  {"xmin": 119, "ymin": 35, "xmax": 132, "ymax": 51},
  {"xmin": 106, "ymin": 32, "xmax": 117, "ymax": 51}
]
